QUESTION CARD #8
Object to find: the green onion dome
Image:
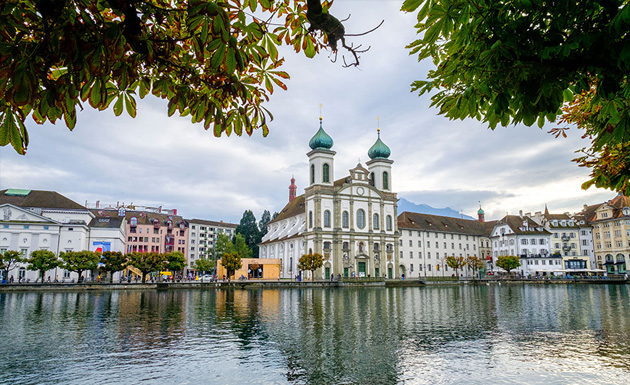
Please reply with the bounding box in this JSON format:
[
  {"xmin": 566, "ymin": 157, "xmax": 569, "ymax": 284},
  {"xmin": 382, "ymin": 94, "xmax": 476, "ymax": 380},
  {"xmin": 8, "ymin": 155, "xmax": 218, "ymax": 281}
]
[
  {"xmin": 368, "ymin": 130, "xmax": 391, "ymax": 159},
  {"xmin": 478, "ymin": 208, "xmax": 485, "ymax": 215},
  {"xmin": 309, "ymin": 118, "xmax": 334, "ymax": 150}
]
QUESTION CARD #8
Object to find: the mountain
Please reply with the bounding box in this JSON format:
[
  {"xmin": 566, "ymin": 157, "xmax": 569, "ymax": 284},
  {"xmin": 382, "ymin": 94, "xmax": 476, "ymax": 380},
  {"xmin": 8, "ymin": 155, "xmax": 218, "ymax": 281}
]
[{"xmin": 397, "ymin": 197, "xmax": 474, "ymax": 220}]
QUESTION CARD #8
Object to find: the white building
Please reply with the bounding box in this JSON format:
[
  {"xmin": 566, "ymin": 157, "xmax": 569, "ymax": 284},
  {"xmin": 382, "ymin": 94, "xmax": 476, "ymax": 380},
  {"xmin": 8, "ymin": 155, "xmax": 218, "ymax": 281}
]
[
  {"xmin": 490, "ymin": 214, "xmax": 559, "ymax": 277},
  {"xmin": 0, "ymin": 189, "xmax": 94, "ymax": 282},
  {"xmin": 398, "ymin": 211, "xmax": 490, "ymax": 278},
  {"xmin": 186, "ymin": 219, "xmax": 237, "ymax": 270},
  {"xmin": 260, "ymin": 119, "xmax": 400, "ymax": 279}
]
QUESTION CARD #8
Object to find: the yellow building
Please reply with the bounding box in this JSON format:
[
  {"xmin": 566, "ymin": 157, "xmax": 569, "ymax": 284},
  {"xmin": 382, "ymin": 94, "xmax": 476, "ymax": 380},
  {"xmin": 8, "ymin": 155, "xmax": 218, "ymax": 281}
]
[{"xmin": 216, "ymin": 258, "xmax": 282, "ymax": 280}]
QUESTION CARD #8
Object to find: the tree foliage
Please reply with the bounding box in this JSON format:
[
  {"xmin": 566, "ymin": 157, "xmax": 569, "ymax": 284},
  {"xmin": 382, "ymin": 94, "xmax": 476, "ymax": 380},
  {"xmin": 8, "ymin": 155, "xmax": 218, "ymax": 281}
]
[
  {"xmin": 0, "ymin": 0, "xmax": 359, "ymax": 154},
  {"xmin": 221, "ymin": 251, "xmax": 242, "ymax": 278},
  {"xmin": 193, "ymin": 257, "xmax": 214, "ymax": 274},
  {"xmin": 236, "ymin": 210, "xmax": 260, "ymax": 257},
  {"xmin": 233, "ymin": 233, "xmax": 253, "ymax": 259},
  {"xmin": 465, "ymin": 255, "xmax": 484, "ymax": 277},
  {"xmin": 0, "ymin": 250, "xmax": 26, "ymax": 277},
  {"xmin": 101, "ymin": 251, "xmax": 128, "ymax": 283},
  {"xmin": 60, "ymin": 250, "xmax": 100, "ymax": 282},
  {"xmin": 258, "ymin": 209, "xmax": 272, "ymax": 238},
  {"xmin": 496, "ymin": 255, "xmax": 521, "ymax": 274},
  {"xmin": 403, "ymin": 0, "xmax": 630, "ymax": 194},
  {"xmin": 165, "ymin": 251, "xmax": 186, "ymax": 272},
  {"xmin": 215, "ymin": 232, "xmax": 235, "ymax": 258},
  {"xmin": 298, "ymin": 252, "xmax": 323, "ymax": 280},
  {"xmin": 27, "ymin": 249, "xmax": 59, "ymax": 282},
  {"xmin": 128, "ymin": 251, "xmax": 166, "ymax": 283},
  {"xmin": 445, "ymin": 255, "xmax": 466, "ymax": 277}
]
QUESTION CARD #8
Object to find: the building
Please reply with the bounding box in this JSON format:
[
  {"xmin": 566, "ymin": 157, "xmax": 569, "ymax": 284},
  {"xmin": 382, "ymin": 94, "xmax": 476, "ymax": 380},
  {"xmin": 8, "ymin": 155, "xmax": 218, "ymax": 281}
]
[
  {"xmin": 89, "ymin": 203, "xmax": 189, "ymax": 269},
  {"xmin": 581, "ymin": 194, "xmax": 629, "ymax": 275},
  {"xmin": 490, "ymin": 214, "xmax": 559, "ymax": 277},
  {"xmin": 186, "ymin": 219, "xmax": 237, "ymax": 270},
  {"xmin": 216, "ymin": 258, "xmax": 281, "ymax": 280},
  {"xmin": 260, "ymin": 119, "xmax": 400, "ymax": 279},
  {"xmin": 397, "ymin": 211, "xmax": 489, "ymax": 278},
  {"xmin": 0, "ymin": 189, "xmax": 94, "ymax": 281}
]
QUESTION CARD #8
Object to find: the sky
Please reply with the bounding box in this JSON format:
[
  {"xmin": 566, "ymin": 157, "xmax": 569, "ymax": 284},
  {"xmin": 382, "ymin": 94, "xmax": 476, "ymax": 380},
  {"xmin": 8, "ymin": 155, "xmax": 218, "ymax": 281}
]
[{"xmin": 0, "ymin": 0, "xmax": 616, "ymax": 225}]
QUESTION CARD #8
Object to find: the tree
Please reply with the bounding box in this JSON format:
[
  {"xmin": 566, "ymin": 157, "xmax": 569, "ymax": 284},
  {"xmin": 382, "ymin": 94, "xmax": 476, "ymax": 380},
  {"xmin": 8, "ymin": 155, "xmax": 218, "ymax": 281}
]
[
  {"xmin": 404, "ymin": 0, "xmax": 630, "ymax": 194},
  {"xmin": 27, "ymin": 250, "xmax": 59, "ymax": 282},
  {"xmin": 233, "ymin": 233, "xmax": 253, "ymax": 259},
  {"xmin": 1, "ymin": 0, "xmax": 377, "ymax": 155},
  {"xmin": 221, "ymin": 251, "xmax": 242, "ymax": 279},
  {"xmin": 445, "ymin": 255, "xmax": 466, "ymax": 278},
  {"xmin": 466, "ymin": 255, "xmax": 485, "ymax": 279},
  {"xmin": 128, "ymin": 252, "xmax": 166, "ymax": 283},
  {"xmin": 101, "ymin": 251, "xmax": 128, "ymax": 283},
  {"xmin": 0, "ymin": 250, "xmax": 25, "ymax": 281},
  {"xmin": 193, "ymin": 258, "xmax": 215, "ymax": 275},
  {"xmin": 496, "ymin": 255, "xmax": 521, "ymax": 276},
  {"xmin": 236, "ymin": 210, "xmax": 261, "ymax": 257},
  {"xmin": 298, "ymin": 252, "xmax": 324, "ymax": 281},
  {"xmin": 60, "ymin": 250, "xmax": 100, "ymax": 283},
  {"xmin": 258, "ymin": 210, "xmax": 272, "ymax": 238},
  {"xmin": 215, "ymin": 233, "xmax": 235, "ymax": 258},
  {"xmin": 165, "ymin": 251, "xmax": 186, "ymax": 274}
]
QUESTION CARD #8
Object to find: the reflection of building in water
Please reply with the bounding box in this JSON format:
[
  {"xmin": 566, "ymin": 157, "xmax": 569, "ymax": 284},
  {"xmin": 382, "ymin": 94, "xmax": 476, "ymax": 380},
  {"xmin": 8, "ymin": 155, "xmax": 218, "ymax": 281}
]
[
  {"xmin": 259, "ymin": 119, "xmax": 400, "ymax": 280},
  {"xmin": 216, "ymin": 258, "xmax": 281, "ymax": 280}
]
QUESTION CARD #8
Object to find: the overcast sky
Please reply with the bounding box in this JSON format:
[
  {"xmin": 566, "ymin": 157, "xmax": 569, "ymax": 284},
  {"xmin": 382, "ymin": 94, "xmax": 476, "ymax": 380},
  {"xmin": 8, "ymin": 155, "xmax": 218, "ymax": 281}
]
[{"xmin": 0, "ymin": 1, "xmax": 615, "ymax": 224}]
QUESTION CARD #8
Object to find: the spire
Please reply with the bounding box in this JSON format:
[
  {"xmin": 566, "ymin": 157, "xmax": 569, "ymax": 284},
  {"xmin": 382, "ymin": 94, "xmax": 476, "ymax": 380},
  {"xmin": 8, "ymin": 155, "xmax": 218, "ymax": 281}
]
[
  {"xmin": 289, "ymin": 176, "xmax": 297, "ymax": 203},
  {"xmin": 477, "ymin": 202, "xmax": 485, "ymax": 223},
  {"xmin": 544, "ymin": 204, "xmax": 550, "ymax": 216}
]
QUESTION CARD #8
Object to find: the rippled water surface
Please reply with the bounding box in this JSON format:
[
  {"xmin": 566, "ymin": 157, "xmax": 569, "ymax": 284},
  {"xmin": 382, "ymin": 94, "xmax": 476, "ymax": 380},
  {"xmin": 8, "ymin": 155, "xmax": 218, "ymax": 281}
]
[{"xmin": 1, "ymin": 285, "xmax": 629, "ymax": 384}]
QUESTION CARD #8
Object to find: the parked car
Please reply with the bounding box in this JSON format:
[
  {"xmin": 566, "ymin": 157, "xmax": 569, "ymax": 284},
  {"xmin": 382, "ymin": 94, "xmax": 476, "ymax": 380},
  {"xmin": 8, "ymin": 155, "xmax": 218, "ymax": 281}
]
[{"xmin": 200, "ymin": 275, "xmax": 214, "ymax": 282}]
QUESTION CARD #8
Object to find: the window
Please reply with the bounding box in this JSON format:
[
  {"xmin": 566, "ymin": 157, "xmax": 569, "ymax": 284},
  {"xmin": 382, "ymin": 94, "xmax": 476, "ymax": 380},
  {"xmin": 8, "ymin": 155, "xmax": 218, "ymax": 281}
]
[
  {"xmin": 409, "ymin": 251, "xmax": 413, "ymax": 258},
  {"xmin": 383, "ymin": 171, "xmax": 389, "ymax": 190},
  {"xmin": 418, "ymin": 241, "xmax": 422, "ymax": 247},
  {"xmin": 310, "ymin": 164, "xmax": 315, "ymax": 184},
  {"xmin": 373, "ymin": 213, "xmax": 379, "ymax": 230},
  {"xmin": 309, "ymin": 211, "xmax": 313, "ymax": 228},
  {"xmin": 357, "ymin": 209, "xmax": 366, "ymax": 229},
  {"xmin": 130, "ymin": 217, "xmax": 138, "ymax": 227},
  {"xmin": 386, "ymin": 215, "xmax": 392, "ymax": 231},
  {"xmin": 323, "ymin": 163, "xmax": 330, "ymax": 183},
  {"xmin": 409, "ymin": 240, "xmax": 412, "ymax": 246},
  {"xmin": 343, "ymin": 211, "xmax": 349, "ymax": 228},
  {"xmin": 324, "ymin": 210, "xmax": 331, "ymax": 228}
]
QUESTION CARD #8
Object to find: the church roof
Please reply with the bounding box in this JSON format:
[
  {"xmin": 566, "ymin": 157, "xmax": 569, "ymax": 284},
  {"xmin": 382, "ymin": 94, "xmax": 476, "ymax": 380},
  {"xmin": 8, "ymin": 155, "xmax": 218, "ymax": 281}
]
[
  {"xmin": 495, "ymin": 215, "xmax": 551, "ymax": 235},
  {"xmin": 0, "ymin": 189, "xmax": 86, "ymax": 210},
  {"xmin": 270, "ymin": 194, "xmax": 306, "ymax": 224},
  {"xmin": 398, "ymin": 211, "xmax": 490, "ymax": 236}
]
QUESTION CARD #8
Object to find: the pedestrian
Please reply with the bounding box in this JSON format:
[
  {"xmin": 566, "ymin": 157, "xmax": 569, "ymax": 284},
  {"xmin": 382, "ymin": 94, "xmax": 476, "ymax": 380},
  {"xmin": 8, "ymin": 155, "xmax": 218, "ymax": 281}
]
[{"xmin": 9, "ymin": 276, "xmax": 14, "ymax": 283}]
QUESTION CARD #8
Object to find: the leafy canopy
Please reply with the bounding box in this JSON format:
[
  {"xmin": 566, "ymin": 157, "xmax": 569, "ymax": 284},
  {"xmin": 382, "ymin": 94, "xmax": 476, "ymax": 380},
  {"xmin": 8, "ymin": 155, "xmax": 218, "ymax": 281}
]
[
  {"xmin": 403, "ymin": 0, "xmax": 630, "ymax": 194},
  {"xmin": 496, "ymin": 255, "xmax": 521, "ymax": 274},
  {"xmin": 221, "ymin": 251, "xmax": 242, "ymax": 276},
  {"xmin": 1, "ymin": 0, "xmax": 333, "ymax": 154},
  {"xmin": 298, "ymin": 252, "xmax": 323, "ymax": 280},
  {"xmin": 27, "ymin": 249, "xmax": 59, "ymax": 278}
]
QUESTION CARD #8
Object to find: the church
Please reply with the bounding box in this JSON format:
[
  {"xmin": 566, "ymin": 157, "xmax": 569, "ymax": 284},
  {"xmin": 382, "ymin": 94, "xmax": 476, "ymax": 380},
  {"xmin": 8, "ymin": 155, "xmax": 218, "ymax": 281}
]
[{"xmin": 259, "ymin": 118, "xmax": 400, "ymax": 279}]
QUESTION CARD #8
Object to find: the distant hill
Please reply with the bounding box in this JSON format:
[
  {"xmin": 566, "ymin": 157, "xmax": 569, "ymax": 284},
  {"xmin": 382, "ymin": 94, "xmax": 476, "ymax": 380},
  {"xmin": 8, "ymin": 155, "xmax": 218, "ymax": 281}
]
[{"xmin": 398, "ymin": 197, "xmax": 474, "ymax": 220}]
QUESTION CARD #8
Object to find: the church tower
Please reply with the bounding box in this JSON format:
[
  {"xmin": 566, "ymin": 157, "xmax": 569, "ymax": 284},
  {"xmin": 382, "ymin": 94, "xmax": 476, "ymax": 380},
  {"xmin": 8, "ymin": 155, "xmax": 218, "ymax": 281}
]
[
  {"xmin": 307, "ymin": 117, "xmax": 335, "ymax": 187},
  {"xmin": 289, "ymin": 176, "xmax": 297, "ymax": 203},
  {"xmin": 366, "ymin": 129, "xmax": 393, "ymax": 192}
]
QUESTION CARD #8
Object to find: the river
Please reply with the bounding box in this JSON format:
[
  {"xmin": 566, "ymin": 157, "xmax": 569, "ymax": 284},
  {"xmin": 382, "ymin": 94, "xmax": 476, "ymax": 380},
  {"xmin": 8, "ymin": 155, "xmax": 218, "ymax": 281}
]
[{"xmin": 0, "ymin": 284, "xmax": 629, "ymax": 384}]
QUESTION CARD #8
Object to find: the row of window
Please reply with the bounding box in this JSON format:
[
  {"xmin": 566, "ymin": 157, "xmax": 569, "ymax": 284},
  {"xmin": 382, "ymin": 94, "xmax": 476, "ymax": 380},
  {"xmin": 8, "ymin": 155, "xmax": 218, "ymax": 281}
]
[
  {"xmin": 3, "ymin": 225, "xmax": 51, "ymax": 230},
  {"xmin": 309, "ymin": 210, "xmax": 394, "ymax": 231},
  {"xmin": 310, "ymin": 164, "xmax": 390, "ymax": 190},
  {"xmin": 407, "ymin": 230, "xmax": 471, "ymax": 241}
]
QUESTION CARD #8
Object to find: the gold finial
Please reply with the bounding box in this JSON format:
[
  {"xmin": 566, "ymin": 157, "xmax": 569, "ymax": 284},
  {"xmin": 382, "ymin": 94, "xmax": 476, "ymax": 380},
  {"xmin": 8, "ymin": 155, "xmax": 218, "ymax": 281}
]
[
  {"xmin": 319, "ymin": 103, "xmax": 323, "ymax": 120},
  {"xmin": 377, "ymin": 116, "xmax": 381, "ymax": 136}
]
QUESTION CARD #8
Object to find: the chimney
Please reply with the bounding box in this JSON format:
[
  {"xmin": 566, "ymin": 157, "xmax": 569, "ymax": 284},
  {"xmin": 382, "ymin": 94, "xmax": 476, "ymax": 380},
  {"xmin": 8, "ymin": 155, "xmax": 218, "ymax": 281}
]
[
  {"xmin": 96, "ymin": 200, "xmax": 100, "ymax": 209},
  {"xmin": 519, "ymin": 210, "xmax": 523, "ymax": 218},
  {"xmin": 173, "ymin": 209, "xmax": 177, "ymax": 215},
  {"xmin": 289, "ymin": 176, "xmax": 297, "ymax": 203}
]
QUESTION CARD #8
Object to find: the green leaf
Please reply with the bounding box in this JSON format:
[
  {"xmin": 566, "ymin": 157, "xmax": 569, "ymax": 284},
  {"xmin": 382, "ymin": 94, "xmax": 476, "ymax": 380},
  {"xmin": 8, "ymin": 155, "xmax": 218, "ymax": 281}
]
[
  {"xmin": 124, "ymin": 94, "xmax": 137, "ymax": 118},
  {"xmin": 113, "ymin": 95, "xmax": 124, "ymax": 116},
  {"xmin": 304, "ymin": 37, "xmax": 315, "ymax": 58},
  {"xmin": 402, "ymin": 0, "xmax": 424, "ymax": 13},
  {"xmin": 211, "ymin": 47, "xmax": 225, "ymax": 69},
  {"xmin": 225, "ymin": 48, "xmax": 236, "ymax": 73}
]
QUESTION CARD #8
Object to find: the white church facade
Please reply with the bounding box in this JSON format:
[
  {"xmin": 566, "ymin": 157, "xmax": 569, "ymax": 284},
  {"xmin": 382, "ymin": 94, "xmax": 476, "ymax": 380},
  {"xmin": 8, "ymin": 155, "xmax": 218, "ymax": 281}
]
[{"xmin": 259, "ymin": 119, "xmax": 400, "ymax": 279}]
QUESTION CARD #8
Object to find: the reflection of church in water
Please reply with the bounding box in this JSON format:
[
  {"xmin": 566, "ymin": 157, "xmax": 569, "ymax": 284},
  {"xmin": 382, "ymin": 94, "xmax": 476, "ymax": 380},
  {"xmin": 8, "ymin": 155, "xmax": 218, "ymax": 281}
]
[{"xmin": 259, "ymin": 119, "xmax": 400, "ymax": 279}]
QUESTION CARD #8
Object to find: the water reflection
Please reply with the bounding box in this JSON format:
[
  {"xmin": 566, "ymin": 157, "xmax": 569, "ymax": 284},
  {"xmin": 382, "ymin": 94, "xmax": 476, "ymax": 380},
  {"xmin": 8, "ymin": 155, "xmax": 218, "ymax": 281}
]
[{"xmin": 0, "ymin": 285, "xmax": 629, "ymax": 384}]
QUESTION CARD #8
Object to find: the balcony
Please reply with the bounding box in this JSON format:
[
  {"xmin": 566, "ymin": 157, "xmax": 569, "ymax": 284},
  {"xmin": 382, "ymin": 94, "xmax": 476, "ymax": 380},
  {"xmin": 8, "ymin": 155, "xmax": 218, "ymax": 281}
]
[{"xmin": 561, "ymin": 235, "xmax": 570, "ymax": 242}]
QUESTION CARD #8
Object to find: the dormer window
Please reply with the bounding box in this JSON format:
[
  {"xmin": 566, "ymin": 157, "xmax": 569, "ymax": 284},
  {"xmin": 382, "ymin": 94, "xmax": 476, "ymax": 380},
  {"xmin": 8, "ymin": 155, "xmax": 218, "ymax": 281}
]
[
  {"xmin": 130, "ymin": 217, "xmax": 138, "ymax": 227},
  {"xmin": 153, "ymin": 219, "xmax": 160, "ymax": 228},
  {"xmin": 167, "ymin": 220, "xmax": 173, "ymax": 229},
  {"xmin": 179, "ymin": 222, "xmax": 185, "ymax": 230},
  {"xmin": 118, "ymin": 207, "xmax": 126, "ymax": 217}
]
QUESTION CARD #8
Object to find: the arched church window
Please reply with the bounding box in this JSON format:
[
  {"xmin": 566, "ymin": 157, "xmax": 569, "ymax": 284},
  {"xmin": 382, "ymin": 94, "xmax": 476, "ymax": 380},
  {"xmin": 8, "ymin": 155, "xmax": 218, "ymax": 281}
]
[
  {"xmin": 309, "ymin": 211, "xmax": 313, "ymax": 228},
  {"xmin": 373, "ymin": 213, "xmax": 379, "ymax": 230},
  {"xmin": 324, "ymin": 210, "xmax": 331, "ymax": 228},
  {"xmin": 369, "ymin": 172, "xmax": 375, "ymax": 186},
  {"xmin": 342, "ymin": 211, "xmax": 349, "ymax": 228},
  {"xmin": 383, "ymin": 171, "xmax": 389, "ymax": 190},
  {"xmin": 323, "ymin": 163, "xmax": 330, "ymax": 183},
  {"xmin": 357, "ymin": 209, "xmax": 366, "ymax": 229},
  {"xmin": 386, "ymin": 215, "xmax": 393, "ymax": 231},
  {"xmin": 310, "ymin": 164, "xmax": 315, "ymax": 184}
]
